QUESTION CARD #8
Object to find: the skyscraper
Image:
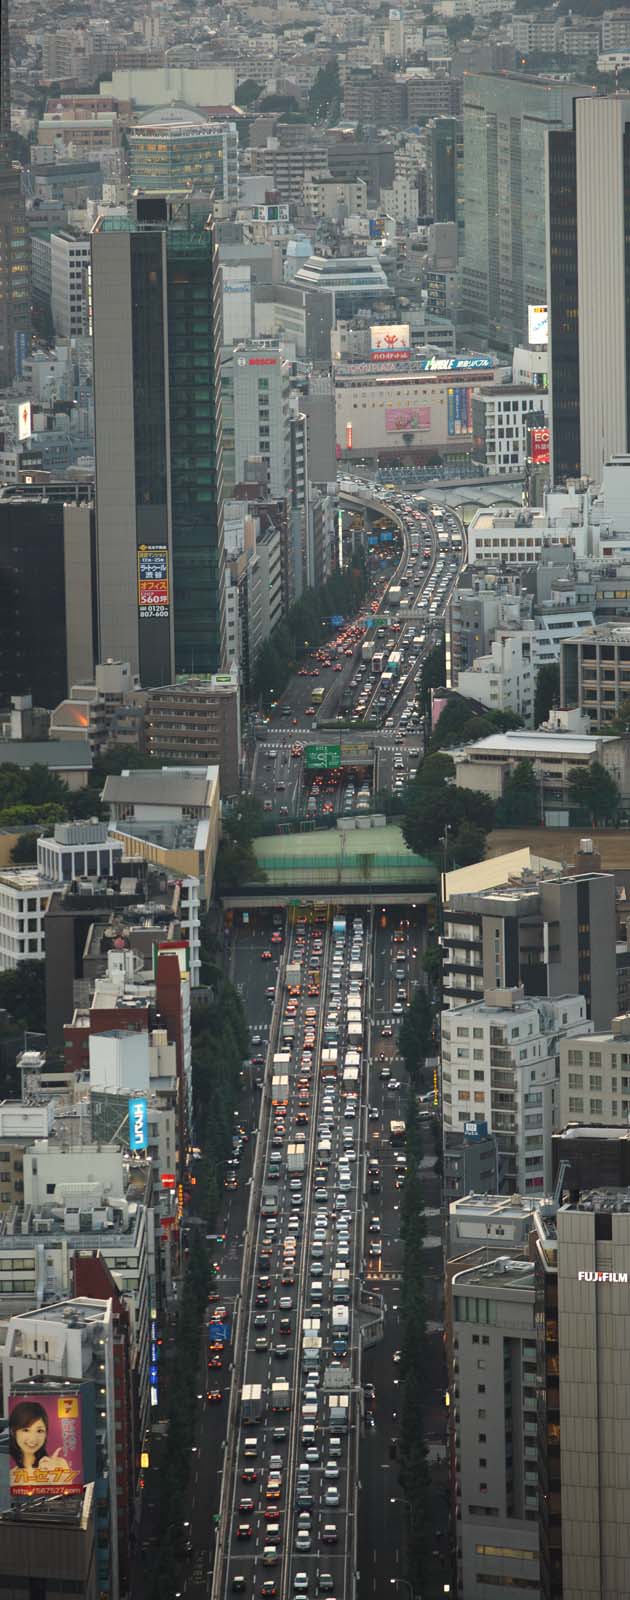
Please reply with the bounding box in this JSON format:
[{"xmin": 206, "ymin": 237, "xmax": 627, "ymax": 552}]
[
  {"xmin": 547, "ymin": 94, "xmax": 630, "ymax": 485},
  {"xmin": 430, "ymin": 116, "xmax": 459, "ymax": 223},
  {"xmin": 0, "ymin": 0, "xmax": 31, "ymax": 388},
  {"xmin": 92, "ymin": 196, "xmax": 225, "ymax": 684},
  {"xmin": 457, "ymin": 73, "xmax": 589, "ymax": 353}
]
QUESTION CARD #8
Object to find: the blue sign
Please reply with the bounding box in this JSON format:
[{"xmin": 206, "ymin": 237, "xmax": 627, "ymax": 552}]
[
  {"xmin": 463, "ymin": 1120, "xmax": 488, "ymax": 1140},
  {"xmin": 150, "ymin": 1362, "xmax": 158, "ymax": 1386},
  {"xmin": 208, "ymin": 1320, "xmax": 231, "ymax": 1344},
  {"xmin": 330, "ymin": 615, "xmax": 344, "ymax": 627},
  {"xmin": 380, "ymin": 530, "xmax": 393, "ymax": 543},
  {"xmin": 128, "ymin": 1096, "xmax": 148, "ymax": 1151}
]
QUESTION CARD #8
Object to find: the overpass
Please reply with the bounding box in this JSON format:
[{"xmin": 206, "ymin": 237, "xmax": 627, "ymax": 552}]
[{"xmin": 221, "ymin": 822, "xmax": 438, "ymax": 911}]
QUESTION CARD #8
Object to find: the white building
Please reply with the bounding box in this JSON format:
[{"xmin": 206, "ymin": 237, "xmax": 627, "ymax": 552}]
[
  {"xmin": 441, "ymin": 986, "xmax": 589, "ymax": 1193},
  {"xmin": 302, "ymin": 176, "xmax": 368, "ymax": 219},
  {"xmin": 0, "ymin": 868, "xmax": 50, "ymax": 973},
  {"xmin": 222, "ymin": 264, "xmax": 253, "ymax": 345},
  {"xmin": 37, "ymin": 822, "xmax": 123, "ymax": 884},
  {"xmin": 473, "ymin": 384, "xmax": 549, "ymax": 476},
  {"xmin": 229, "ymin": 341, "xmax": 292, "ymax": 499},
  {"xmin": 456, "ymin": 630, "xmax": 536, "ymax": 723},
  {"xmin": 380, "ymin": 174, "xmax": 419, "ymax": 223},
  {"xmin": 50, "ymin": 230, "xmax": 91, "ymax": 338}
]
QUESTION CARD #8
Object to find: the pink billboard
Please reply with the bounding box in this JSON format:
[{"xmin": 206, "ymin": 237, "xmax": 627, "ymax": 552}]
[
  {"xmin": 9, "ymin": 1392, "xmax": 84, "ymax": 1497},
  {"xmin": 385, "ymin": 407, "xmax": 431, "ymax": 433}
]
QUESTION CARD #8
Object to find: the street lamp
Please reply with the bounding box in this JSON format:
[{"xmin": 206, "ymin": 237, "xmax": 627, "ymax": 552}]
[
  {"xmin": 390, "ymin": 1580, "xmax": 415, "ymax": 1600},
  {"xmin": 390, "ymin": 1496, "xmax": 412, "ymax": 1514}
]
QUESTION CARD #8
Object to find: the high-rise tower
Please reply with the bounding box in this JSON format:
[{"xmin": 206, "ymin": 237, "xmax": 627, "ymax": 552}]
[
  {"xmin": 0, "ymin": 0, "xmax": 31, "ymax": 388},
  {"xmin": 92, "ymin": 196, "xmax": 225, "ymax": 683}
]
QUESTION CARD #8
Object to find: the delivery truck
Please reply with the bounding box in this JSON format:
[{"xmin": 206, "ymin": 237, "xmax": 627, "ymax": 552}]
[
  {"xmin": 271, "ymin": 1379, "xmax": 290, "ymax": 1412},
  {"xmin": 287, "ymin": 1142, "xmax": 305, "ymax": 1173},
  {"xmin": 241, "ymin": 1383, "xmax": 264, "ymax": 1423},
  {"xmin": 271, "ymin": 1075, "xmax": 289, "ymax": 1108}
]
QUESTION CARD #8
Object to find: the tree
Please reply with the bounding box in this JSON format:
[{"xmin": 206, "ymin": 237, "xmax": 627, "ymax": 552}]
[
  {"xmin": 10, "ymin": 832, "xmax": 38, "ymax": 864},
  {"xmin": 398, "ymin": 987, "xmax": 434, "ymax": 1083},
  {"xmin": 0, "ymin": 961, "xmax": 46, "ymax": 1033},
  {"xmin": 496, "ymin": 760, "xmax": 540, "ymax": 827},
  {"xmin": 568, "ymin": 760, "xmax": 620, "ymax": 824},
  {"xmin": 450, "ymin": 820, "xmax": 487, "ymax": 866},
  {"xmin": 608, "ymin": 696, "xmax": 630, "ymax": 735},
  {"xmin": 309, "ymin": 57, "xmax": 341, "ymax": 123},
  {"xmin": 534, "ymin": 662, "xmax": 560, "ymax": 727},
  {"xmin": 418, "ymin": 636, "xmax": 446, "ymax": 719},
  {"xmin": 422, "ymin": 941, "xmax": 442, "ymax": 991},
  {"xmin": 235, "ymin": 78, "xmax": 263, "ymax": 106}
]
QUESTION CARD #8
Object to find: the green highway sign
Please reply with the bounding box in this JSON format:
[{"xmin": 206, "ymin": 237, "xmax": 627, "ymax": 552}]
[{"xmin": 305, "ymin": 744, "xmax": 341, "ymax": 771}]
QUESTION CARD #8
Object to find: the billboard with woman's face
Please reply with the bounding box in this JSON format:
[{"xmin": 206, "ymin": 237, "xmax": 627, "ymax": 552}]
[{"xmin": 9, "ymin": 1393, "xmax": 84, "ymax": 1497}]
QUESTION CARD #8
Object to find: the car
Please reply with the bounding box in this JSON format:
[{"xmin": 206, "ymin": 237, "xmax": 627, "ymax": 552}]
[
  {"xmin": 318, "ymin": 1577, "xmax": 335, "ymax": 1593},
  {"xmin": 296, "ymin": 1530, "xmax": 311, "ymax": 1550},
  {"xmin": 261, "ymin": 1584, "xmax": 277, "ymax": 1597},
  {"xmin": 236, "ymin": 1524, "xmax": 253, "ymax": 1540},
  {"xmin": 232, "ymin": 1579, "xmax": 247, "ymax": 1593},
  {"xmin": 208, "ymin": 1353, "xmax": 222, "ymax": 1368},
  {"xmin": 207, "ymin": 1388, "xmax": 222, "ymax": 1403},
  {"xmin": 368, "ymin": 1106, "xmax": 379, "ymax": 1121},
  {"xmin": 262, "ymin": 1546, "xmax": 279, "ymax": 1567},
  {"xmin": 261, "ymin": 950, "xmax": 273, "ymax": 961},
  {"xmin": 393, "ymin": 1349, "xmax": 402, "ymax": 1363},
  {"xmin": 322, "ymin": 1523, "xmax": 338, "ymax": 1544},
  {"xmin": 241, "ymin": 1466, "xmax": 257, "ymax": 1481},
  {"xmin": 324, "ymin": 1486, "xmax": 340, "ymax": 1507},
  {"xmin": 254, "ymin": 1314, "xmax": 268, "ymax": 1328},
  {"xmin": 272, "ymin": 1426, "xmax": 288, "ymax": 1441},
  {"xmin": 387, "ymin": 1079, "xmax": 401, "ymax": 1091},
  {"xmin": 239, "ymin": 1497, "xmax": 255, "ymax": 1513},
  {"xmin": 293, "ymin": 1575, "xmax": 309, "ymax": 1593}
]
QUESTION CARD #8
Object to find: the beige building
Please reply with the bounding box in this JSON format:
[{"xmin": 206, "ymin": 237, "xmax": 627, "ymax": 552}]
[
  {"xmin": 559, "ymin": 1012, "xmax": 630, "ymax": 1127},
  {"xmin": 103, "ymin": 764, "xmax": 220, "ymax": 902},
  {"xmin": 145, "ymin": 669, "xmax": 241, "ymax": 796},
  {"xmin": 454, "ymin": 728, "xmax": 630, "ymax": 806},
  {"xmin": 303, "ymin": 175, "xmax": 368, "ymax": 218}
]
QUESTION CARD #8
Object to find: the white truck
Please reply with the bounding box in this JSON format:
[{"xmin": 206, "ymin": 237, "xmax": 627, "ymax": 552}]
[
  {"xmin": 287, "ymin": 1143, "xmax": 305, "ymax": 1173},
  {"xmin": 241, "ymin": 1383, "xmax": 264, "ymax": 1422}
]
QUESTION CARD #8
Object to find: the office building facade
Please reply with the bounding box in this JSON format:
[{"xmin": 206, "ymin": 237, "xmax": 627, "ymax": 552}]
[
  {"xmin": 449, "ymin": 1257, "xmax": 540, "ymax": 1598},
  {"xmin": 92, "ymin": 197, "xmax": 225, "ymax": 686},
  {"xmin": 0, "ymin": 492, "xmax": 96, "ymax": 708},
  {"xmin": 125, "ymin": 112, "xmax": 239, "ymax": 201},
  {"xmin": 548, "ymin": 95, "xmax": 630, "ymax": 485},
  {"xmin": 145, "ymin": 668, "xmax": 241, "ymax": 794},
  {"xmin": 458, "ymin": 74, "xmax": 586, "ymax": 353}
]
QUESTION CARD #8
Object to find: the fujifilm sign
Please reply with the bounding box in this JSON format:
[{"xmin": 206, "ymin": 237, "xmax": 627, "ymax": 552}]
[{"xmin": 578, "ymin": 1270, "xmax": 629, "ymax": 1284}]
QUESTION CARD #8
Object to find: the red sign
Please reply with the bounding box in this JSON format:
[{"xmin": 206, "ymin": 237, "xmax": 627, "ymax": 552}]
[
  {"xmin": 530, "ymin": 427, "xmax": 550, "ymax": 465},
  {"xmin": 249, "ymin": 357, "xmax": 277, "ymax": 366},
  {"xmin": 161, "ymin": 1173, "xmax": 176, "ymax": 1189},
  {"xmin": 371, "ymin": 349, "xmax": 410, "ymax": 363}
]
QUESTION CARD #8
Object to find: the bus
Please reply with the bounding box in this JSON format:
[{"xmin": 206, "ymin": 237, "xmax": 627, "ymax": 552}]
[{"xmin": 311, "ymin": 686, "xmax": 326, "ymax": 705}]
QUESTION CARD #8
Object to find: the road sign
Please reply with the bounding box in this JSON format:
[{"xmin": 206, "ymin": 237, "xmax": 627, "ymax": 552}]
[
  {"xmin": 208, "ymin": 1320, "xmax": 231, "ymax": 1344},
  {"xmin": 305, "ymin": 744, "xmax": 341, "ymax": 771}
]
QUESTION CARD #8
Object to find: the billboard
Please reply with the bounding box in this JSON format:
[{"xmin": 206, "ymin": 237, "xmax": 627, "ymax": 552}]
[
  {"xmin": 17, "ymin": 401, "xmax": 32, "ymax": 441},
  {"xmin": 370, "ymin": 323, "xmax": 411, "ymax": 361},
  {"xmin": 417, "ymin": 355, "xmax": 493, "ymax": 373},
  {"xmin": 385, "ymin": 406, "xmax": 431, "ymax": 433},
  {"xmin": 9, "ymin": 1392, "xmax": 84, "ymax": 1498},
  {"xmin": 447, "ymin": 386, "xmax": 473, "ymax": 437},
  {"xmin": 128, "ymin": 1096, "xmax": 148, "ymax": 1151},
  {"xmin": 138, "ymin": 545, "xmax": 169, "ymax": 619},
  {"xmin": 530, "ymin": 426, "xmax": 550, "ymax": 465},
  {"xmin": 305, "ymin": 744, "xmax": 341, "ymax": 771},
  {"xmin": 528, "ymin": 304, "xmax": 548, "ymax": 346}
]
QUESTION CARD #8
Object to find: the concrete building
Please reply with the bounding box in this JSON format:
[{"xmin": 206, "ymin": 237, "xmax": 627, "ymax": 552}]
[
  {"xmin": 441, "ymin": 986, "xmax": 588, "ymax": 1193},
  {"xmin": 558, "ymin": 1012, "xmax": 630, "ymax": 1128},
  {"xmin": 0, "ymin": 488, "xmax": 96, "ymax": 710},
  {"xmin": 453, "ymin": 727, "xmax": 630, "ymax": 810},
  {"xmin": 0, "ymin": 1485, "xmax": 98, "ymax": 1599},
  {"xmin": 302, "ymin": 175, "xmax": 368, "ymax": 219},
  {"xmin": 292, "ymin": 254, "xmax": 392, "ymax": 325},
  {"xmin": 4, "ymin": 1300, "xmax": 119, "ymax": 1597},
  {"xmin": 560, "ymin": 622, "xmax": 630, "ymax": 727},
  {"xmin": 103, "ymin": 764, "xmax": 219, "ymax": 905},
  {"xmin": 50, "ymin": 659, "xmax": 146, "ymax": 757},
  {"xmin": 449, "ymin": 1256, "xmax": 540, "ymax": 1598},
  {"xmin": 248, "ymin": 140, "xmax": 329, "ymax": 204},
  {"xmin": 37, "ymin": 821, "xmax": 124, "ymax": 886},
  {"xmin": 456, "ymin": 629, "xmax": 535, "ymax": 723},
  {"xmin": 50, "ymin": 229, "xmax": 90, "ymax": 338},
  {"xmin": 444, "ymin": 865, "xmax": 618, "ymax": 1029},
  {"xmin": 226, "ymin": 341, "xmax": 292, "ymax": 501},
  {"xmin": 458, "ymin": 73, "xmax": 587, "ymax": 352},
  {"xmin": 0, "ymin": 868, "xmax": 51, "ymax": 974},
  {"xmin": 334, "ymin": 355, "xmax": 508, "ymax": 461},
  {"xmin": 447, "ymin": 1191, "xmax": 538, "ymax": 1262},
  {"xmin": 443, "ymin": 1122, "xmax": 500, "ymax": 1203},
  {"xmin": 472, "ymin": 384, "xmax": 548, "ymax": 476},
  {"xmin": 534, "ymin": 1191, "xmax": 630, "ymax": 1600},
  {"xmin": 145, "ymin": 668, "xmax": 241, "ymax": 796},
  {"xmin": 0, "ymin": 160, "xmax": 31, "ymax": 388},
  {"xmin": 547, "ymin": 95, "xmax": 630, "ymax": 484},
  {"xmin": 92, "ymin": 196, "xmax": 225, "ymax": 685}
]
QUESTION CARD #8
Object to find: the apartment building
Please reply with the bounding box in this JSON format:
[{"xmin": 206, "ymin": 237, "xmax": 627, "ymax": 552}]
[
  {"xmin": 145, "ymin": 668, "xmax": 241, "ymax": 796},
  {"xmin": 0, "ymin": 868, "xmax": 50, "ymax": 973},
  {"xmin": 558, "ymin": 1011, "xmax": 630, "ymax": 1127},
  {"xmin": 560, "ymin": 622, "xmax": 630, "ymax": 726},
  {"xmin": 441, "ymin": 986, "xmax": 588, "ymax": 1193}
]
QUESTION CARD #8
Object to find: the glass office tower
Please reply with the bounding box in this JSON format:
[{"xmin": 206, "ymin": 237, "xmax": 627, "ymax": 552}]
[
  {"xmin": 92, "ymin": 197, "xmax": 225, "ymax": 684},
  {"xmin": 457, "ymin": 73, "xmax": 588, "ymax": 354}
]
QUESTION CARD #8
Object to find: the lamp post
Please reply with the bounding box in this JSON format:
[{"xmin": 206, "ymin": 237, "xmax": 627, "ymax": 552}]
[{"xmin": 390, "ymin": 1579, "xmax": 415, "ymax": 1600}]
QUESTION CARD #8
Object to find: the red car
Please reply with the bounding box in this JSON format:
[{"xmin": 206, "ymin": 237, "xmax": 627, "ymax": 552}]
[
  {"xmin": 207, "ymin": 1389, "xmax": 222, "ymax": 1403},
  {"xmin": 241, "ymin": 1467, "xmax": 257, "ymax": 1482},
  {"xmin": 261, "ymin": 950, "xmax": 273, "ymax": 961}
]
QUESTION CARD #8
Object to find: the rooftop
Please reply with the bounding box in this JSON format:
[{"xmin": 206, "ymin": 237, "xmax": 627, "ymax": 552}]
[
  {"xmin": 566, "ymin": 1187, "xmax": 630, "ymax": 1212},
  {"xmin": 111, "ymin": 818, "xmax": 209, "ymax": 852},
  {"xmin": 554, "ymin": 1124, "xmax": 630, "ymax": 1142},
  {"xmin": 103, "ymin": 765, "xmax": 218, "ymax": 808},
  {"xmin": 452, "ymin": 1255, "xmax": 535, "ymax": 1292},
  {"xmin": 0, "ymin": 740, "xmax": 92, "ymax": 772},
  {"xmin": 252, "ymin": 823, "xmax": 436, "ymax": 888},
  {"xmin": 459, "ymin": 730, "xmax": 612, "ymax": 757}
]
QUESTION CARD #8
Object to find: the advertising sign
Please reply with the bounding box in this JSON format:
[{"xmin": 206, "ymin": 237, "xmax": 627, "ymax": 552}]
[
  {"xmin": 138, "ymin": 546, "xmax": 169, "ymax": 619},
  {"xmin": 528, "ymin": 304, "xmax": 549, "ymax": 346},
  {"xmin": 417, "ymin": 355, "xmax": 493, "ymax": 374},
  {"xmin": 305, "ymin": 744, "xmax": 341, "ymax": 771},
  {"xmin": 431, "ymin": 691, "xmax": 449, "ymax": 731},
  {"xmin": 530, "ymin": 426, "xmax": 550, "ymax": 465},
  {"xmin": 17, "ymin": 401, "xmax": 32, "ymax": 441},
  {"xmin": 385, "ymin": 406, "xmax": 431, "ymax": 432},
  {"xmin": 370, "ymin": 323, "xmax": 411, "ymax": 361},
  {"xmin": 447, "ymin": 386, "xmax": 473, "ymax": 437},
  {"xmin": 128, "ymin": 1097, "xmax": 148, "ymax": 1152},
  {"xmin": 9, "ymin": 1392, "xmax": 84, "ymax": 1498}
]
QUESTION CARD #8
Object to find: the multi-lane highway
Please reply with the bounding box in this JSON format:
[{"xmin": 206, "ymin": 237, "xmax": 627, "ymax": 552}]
[{"xmin": 213, "ymin": 909, "xmax": 370, "ymax": 1600}]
